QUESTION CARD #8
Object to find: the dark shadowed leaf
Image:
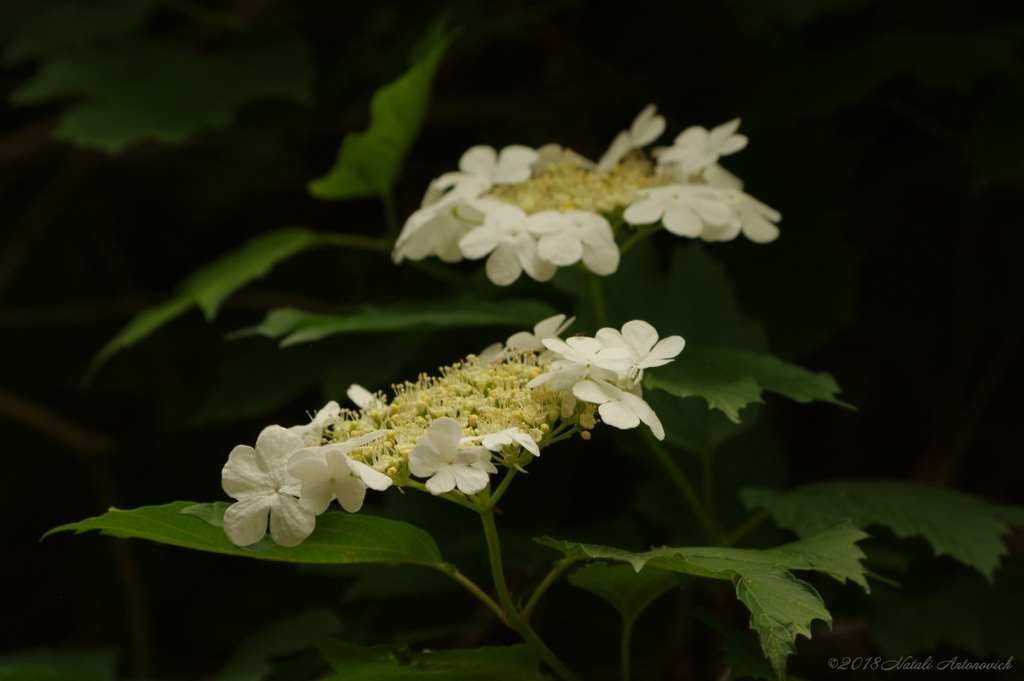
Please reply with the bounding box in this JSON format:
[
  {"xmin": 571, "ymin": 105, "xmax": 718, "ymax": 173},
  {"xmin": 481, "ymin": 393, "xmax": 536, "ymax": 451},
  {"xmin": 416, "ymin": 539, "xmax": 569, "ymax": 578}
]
[{"xmin": 315, "ymin": 639, "xmax": 546, "ymax": 680}]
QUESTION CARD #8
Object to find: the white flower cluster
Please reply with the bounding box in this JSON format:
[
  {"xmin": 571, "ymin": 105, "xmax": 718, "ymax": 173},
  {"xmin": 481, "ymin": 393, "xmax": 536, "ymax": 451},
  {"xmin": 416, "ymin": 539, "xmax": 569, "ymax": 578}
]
[
  {"xmin": 219, "ymin": 315, "xmax": 683, "ymax": 548},
  {"xmin": 393, "ymin": 105, "xmax": 780, "ymax": 285}
]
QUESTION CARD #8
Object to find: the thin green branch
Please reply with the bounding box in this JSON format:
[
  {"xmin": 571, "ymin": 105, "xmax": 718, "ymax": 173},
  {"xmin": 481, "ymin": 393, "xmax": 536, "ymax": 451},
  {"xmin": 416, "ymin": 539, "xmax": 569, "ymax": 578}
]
[
  {"xmin": 721, "ymin": 507, "xmax": 769, "ymax": 547},
  {"xmin": 433, "ymin": 563, "xmax": 509, "ymax": 626},
  {"xmin": 401, "ymin": 479, "xmax": 482, "ymax": 512},
  {"xmin": 521, "ymin": 555, "xmax": 580, "ymax": 624},
  {"xmin": 620, "ymin": 617, "xmax": 636, "ymax": 681},
  {"xmin": 639, "ymin": 429, "xmax": 719, "ymax": 543},
  {"xmin": 619, "ymin": 224, "xmax": 662, "ymax": 255},
  {"xmin": 480, "ymin": 510, "xmax": 581, "ymax": 681}
]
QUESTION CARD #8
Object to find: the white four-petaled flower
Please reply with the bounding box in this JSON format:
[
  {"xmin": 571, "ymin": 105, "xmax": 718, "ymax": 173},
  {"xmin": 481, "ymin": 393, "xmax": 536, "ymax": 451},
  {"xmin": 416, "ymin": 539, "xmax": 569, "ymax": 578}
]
[
  {"xmin": 595, "ymin": 320, "xmax": 685, "ymax": 381},
  {"xmin": 287, "ymin": 430, "xmax": 391, "ymax": 515},
  {"xmin": 529, "ymin": 211, "xmax": 620, "ymax": 275},
  {"xmin": 573, "ymin": 379, "xmax": 666, "ymax": 441},
  {"xmin": 408, "ymin": 417, "xmax": 498, "ymax": 495},
  {"xmin": 289, "ymin": 401, "xmax": 341, "ymax": 447},
  {"xmin": 459, "ymin": 205, "xmax": 556, "ymax": 286},
  {"xmin": 505, "ymin": 313, "xmax": 576, "ymax": 354},
  {"xmin": 657, "ymin": 118, "xmax": 748, "ymax": 175},
  {"xmin": 221, "ymin": 426, "xmax": 314, "ymax": 547},
  {"xmin": 596, "ymin": 104, "xmax": 666, "ymax": 172}
]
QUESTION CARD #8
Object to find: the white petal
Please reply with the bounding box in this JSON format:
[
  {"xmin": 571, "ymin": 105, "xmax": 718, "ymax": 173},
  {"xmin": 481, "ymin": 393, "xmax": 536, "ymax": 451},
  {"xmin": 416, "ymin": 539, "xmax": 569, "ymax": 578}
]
[
  {"xmin": 581, "ymin": 239, "xmax": 620, "ymax": 275},
  {"xmin": 622, "ymin": 196, "xmax": 668, "ymax": 225},
  {"xmin": 512, "ymin": 432, "xmax": 541, "ymax": 457},
  {"xmin": 620, "ymin": 392, "xmax": 665, "ymax": 440},
  {"xmin": 349, "ymin": 459, "xmax": 393, "ymax": 491},
  {"xmin": 425, "ymin": 468, "xmax": 457, "ymax": 495},
  {"xmin": 537, "ymin": 230, "xmax": 583, "ymax": 266},
  {"xmin": 505, "ymin": 331, "xmax": 540, "ymax": 352},
  {"xmin": 629, "ymin": 104, "xmax": 666, "ymax": 147},
  {"xmin": 427, "ymin": 417, "xmax": 465, "ymax": 452},
  {"xmin": 621, "ymin": 320, "xmax": 659, "ymax": 355},
  {"xmin": 347, "ymin": 384, "xmax": 377, "ymax": 409},
  {"xmin": 459, "ymin": 145, "xmax": 498, "ymax": 178},
  {"xmin": 267, "ymin": 494, "xmax": 316, "ymax": 547},
  {"xmin": 287, "ymin": 449, "xmax": 329, "ymax": 482},
  {"xmin": 595, "ymin": 131, "xmax": 633, "ymax": 173},
  {"xmin": 459, "ymin": 225, "xmax": 501, "ymax": 260},
  {"xmin": 223, "ymin": 495, "xmax": 271, "ymax": 546},
  {"xmin": 597, "ymin": 400, "xmax": 641, "ymax": 430},
  {"xmin": 486, "ymin": 244, "xmax": 524, "ymax": 286},
  {"xmin": 662, "ymin": 205, "xmax": 704, "ymax": 238},
  {"xmin": 254, "ymin": 426, "xmax": 306, "ymax": 472},
  {"xmin": 297, "ymin": 479, "xmax": 334, "ymax": 515},
  {"xmin": 572, "ymin": 379, "xmax": 614, "ymax": 406},
  {"xmin": 493, "ymin": 145, "xmax": 539, "ymax": 184},
  {"xmin": 222, "ymin": 445, "xmax": 269, "ymax": 499},
  {"xmin": 453, "ymin": 465, "xmax": 490, "ymax": 495},
  {"xmin": 334, "ymin": 477, "xmax": 368, "ymax": 513}
]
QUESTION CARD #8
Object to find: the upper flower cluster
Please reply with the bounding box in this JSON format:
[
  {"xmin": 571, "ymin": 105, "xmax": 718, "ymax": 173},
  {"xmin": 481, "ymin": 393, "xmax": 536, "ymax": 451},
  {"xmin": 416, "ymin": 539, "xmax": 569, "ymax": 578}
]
[
  {"xmin": 393, "ymin": 105, "xmax": 780, "ymax": 285},
  {"xmin": 218, "ymin": 315, "xmax": 684, "ymax": 548}
]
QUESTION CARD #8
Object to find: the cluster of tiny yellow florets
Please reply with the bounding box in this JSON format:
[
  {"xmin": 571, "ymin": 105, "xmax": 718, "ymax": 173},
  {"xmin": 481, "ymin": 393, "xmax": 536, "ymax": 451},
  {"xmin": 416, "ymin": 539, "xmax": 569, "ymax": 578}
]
[
  {"xmin": 320, "ymin": 353, "xmax": 570, "ymax": 478},
  {"xmin": 484, "ymin": 155, "xmax": 673, "ymax": 215}
]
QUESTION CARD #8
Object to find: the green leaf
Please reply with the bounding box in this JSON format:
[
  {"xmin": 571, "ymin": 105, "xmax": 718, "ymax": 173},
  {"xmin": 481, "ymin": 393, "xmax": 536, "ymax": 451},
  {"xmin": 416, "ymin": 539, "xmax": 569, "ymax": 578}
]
[
  {"xmin": 869, "ymin": 569, "xmax": 1024, "ymax": 659},
  {"xmin": 645, "ymin": 347, "xmax": 851, "ymax": 423},
  {"xmin": 315, "ymin": 639, "xmax": 546, "ymax": 680},
  {"xmin": 44, "ymin": 501, "xmax": 444, "ymax": 567},
  {"xmin": 742, "ymin": 481, "xmax": 1024, "ymax": 580},
  {"xmin": 213, "ymin": 609, "xmax": 340, "ymax": 681},
  {"xmin": 86, "ymin": 227, "xmax": 330, "ymax": 379},
  {"xmin": 567, "ymin": 562, "xmax": 679, "ymax": 623},
  {"xmin": 232, "ymin": 299, "xmax": 557, "ymax": 347},
  {"xmin": 308, "ymin": 32, "xmax": 449, "ymax": 200},
  {"xmin": 538, "ymin": 523, "xmax": 869, "ymax": 681},
  {"xmin": 11, "ymin": 31, "xmax": 312, "ymax": 153}
]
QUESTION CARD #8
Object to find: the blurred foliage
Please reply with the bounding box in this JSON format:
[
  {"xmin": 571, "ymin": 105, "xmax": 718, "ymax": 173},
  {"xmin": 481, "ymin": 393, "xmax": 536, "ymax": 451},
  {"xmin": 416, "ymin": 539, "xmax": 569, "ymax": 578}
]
[{"xmin": 3, "ymin": 0, "xmax": 1023, "ymax": 679}]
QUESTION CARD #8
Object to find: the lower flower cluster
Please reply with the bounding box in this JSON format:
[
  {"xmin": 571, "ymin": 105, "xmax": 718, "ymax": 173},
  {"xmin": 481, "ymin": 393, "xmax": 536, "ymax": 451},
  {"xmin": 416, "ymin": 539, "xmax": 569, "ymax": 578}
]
[{"xmin": 219, "ymin": 315, "xmax": 684, "ymax": 547}]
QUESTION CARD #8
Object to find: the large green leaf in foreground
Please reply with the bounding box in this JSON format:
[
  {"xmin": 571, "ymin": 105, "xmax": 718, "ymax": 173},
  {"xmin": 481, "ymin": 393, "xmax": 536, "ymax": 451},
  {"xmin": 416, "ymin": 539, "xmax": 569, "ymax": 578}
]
[
  {"xmin": 232, "ymin": 299, "xmax": 557, "ymax": 346},
  {"xmin": 44, "ymin": 501, "xmax": 443, "ymax": 567},
  {"xmin": 645, "ymin": 347, "xmax": 852, "ymax": 423},
  {"xmin": 85, "ymin": 227, "xmax": 339, "ymax": 380},
  {"xmin": 539, "ymin": 522, "xmax": 868, "ymax": 681},
  {"xmin": 742, "ymin": 481, "xmax": 1024, "ymax": 580},
  {"xmin": 316, "ymin": 639, "xmax": 546, "ymax": 680}
]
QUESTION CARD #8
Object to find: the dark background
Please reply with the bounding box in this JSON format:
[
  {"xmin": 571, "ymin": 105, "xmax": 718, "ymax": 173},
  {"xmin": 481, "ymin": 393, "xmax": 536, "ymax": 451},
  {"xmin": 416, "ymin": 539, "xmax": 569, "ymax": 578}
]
[{"xmin": 2, "ymin": 0, "xmax": 1022, "ymax": 679}]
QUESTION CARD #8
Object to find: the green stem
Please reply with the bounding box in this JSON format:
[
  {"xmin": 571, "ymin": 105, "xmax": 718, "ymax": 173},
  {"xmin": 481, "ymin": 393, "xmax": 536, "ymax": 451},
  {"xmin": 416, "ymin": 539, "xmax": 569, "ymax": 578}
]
[
  {"xmin": 640, "ymin": 429, "xmax": 719, "ymax": 543},
  {"xmin": 620, "ymin": 617, "xmax": 636, "ymax": 681},
  {"xmin": 433, "ymin": 563, "xmax": 509, "ymax": 626},
  {"xmin": 589, "ymin": 273, "xmax": 610, "ymax": 328},
  {"xmin": 401, "ymin": 479, "xmax": 482, "ymax": 512},
  {"xmin": 521, "ymin": 556, "xmax": 580, "ymax": 624},
  {"xmin": 722, "ymin": 507, "xmax": 769, "ymax": 547},
  {"xmin": 486, "ymin": 457, "xmax": 526, "ymax": 509},
  {"xmin": 619, "ymin": 224, "xmax": 662, "ymax": 255},
  {"xmin": 480, "ymin": 510, "xmax": 581, "ymax": 681}
]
